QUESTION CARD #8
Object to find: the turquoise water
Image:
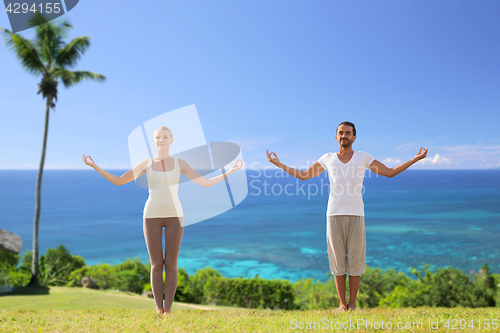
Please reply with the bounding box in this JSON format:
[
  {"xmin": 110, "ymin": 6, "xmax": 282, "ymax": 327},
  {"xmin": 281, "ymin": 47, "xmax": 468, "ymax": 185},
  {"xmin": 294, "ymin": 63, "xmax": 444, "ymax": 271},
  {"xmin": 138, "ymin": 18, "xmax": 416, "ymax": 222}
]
[{"xmin": 1, "ymin": 169, "xmax": 499, "ymax": 282}]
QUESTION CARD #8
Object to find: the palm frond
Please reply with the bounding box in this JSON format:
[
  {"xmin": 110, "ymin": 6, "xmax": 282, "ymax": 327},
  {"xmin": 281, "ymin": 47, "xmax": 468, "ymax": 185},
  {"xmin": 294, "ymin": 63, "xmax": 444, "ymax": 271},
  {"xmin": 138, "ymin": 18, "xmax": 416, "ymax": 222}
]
[
  {"xmin": 32, "ymin": 12, "xmax": 71, "ymax": 66},
  {"xmin": 54, "ymin": 36, "xmax": 91, "ymax": 68},
  {"xmin": 56, "ymin": 69, "xmax": 105, "ymax": 88},
  {"xmin": 0, "ymin": 27, "xmax": 45, "ymax": 75}
]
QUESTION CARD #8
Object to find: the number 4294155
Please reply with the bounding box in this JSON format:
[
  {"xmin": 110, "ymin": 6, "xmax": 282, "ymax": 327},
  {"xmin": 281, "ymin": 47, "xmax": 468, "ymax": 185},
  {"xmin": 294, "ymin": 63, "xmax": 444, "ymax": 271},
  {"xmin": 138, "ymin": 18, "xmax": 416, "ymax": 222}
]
[
  {"xmin": 6, "ymin": 3, "xmax": 61, "ymax": 14},
  {"xmin": 442, "ymin": 319, "xmax": 498, "ymax": 330}
]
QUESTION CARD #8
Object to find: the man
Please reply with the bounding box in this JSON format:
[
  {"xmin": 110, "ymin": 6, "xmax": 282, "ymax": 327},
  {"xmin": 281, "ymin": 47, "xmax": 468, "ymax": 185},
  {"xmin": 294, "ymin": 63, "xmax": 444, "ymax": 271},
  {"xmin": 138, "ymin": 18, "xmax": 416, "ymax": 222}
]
[{"xmin": 266, "ymin": 121, "xmax": 428, "ymax": 312}]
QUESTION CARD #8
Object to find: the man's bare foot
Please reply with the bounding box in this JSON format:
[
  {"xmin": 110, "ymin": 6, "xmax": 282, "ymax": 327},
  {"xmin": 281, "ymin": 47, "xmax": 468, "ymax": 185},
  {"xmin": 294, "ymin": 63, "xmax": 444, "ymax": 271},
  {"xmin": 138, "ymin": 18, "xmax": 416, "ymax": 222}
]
[{"xmin": 338, "ymin": 305, "xmax": 349, "ymax": 312}]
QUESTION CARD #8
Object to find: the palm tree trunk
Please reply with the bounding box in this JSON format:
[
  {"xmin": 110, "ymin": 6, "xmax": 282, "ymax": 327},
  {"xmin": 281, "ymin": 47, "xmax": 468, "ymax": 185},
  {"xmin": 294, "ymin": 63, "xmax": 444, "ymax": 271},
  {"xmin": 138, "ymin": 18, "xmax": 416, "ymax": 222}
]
[{"xmin": 28, "ymin": 96, "xmax": 52, "ymax": 287}]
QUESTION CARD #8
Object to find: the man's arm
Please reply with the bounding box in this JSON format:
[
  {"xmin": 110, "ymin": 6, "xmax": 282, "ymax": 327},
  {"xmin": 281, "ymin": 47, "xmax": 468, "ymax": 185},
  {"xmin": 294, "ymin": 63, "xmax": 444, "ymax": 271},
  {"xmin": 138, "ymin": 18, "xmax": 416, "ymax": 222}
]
[
  {"xmin": 266, "ymin": 150, "xmax": 324, "ymax": 180},
  {"xmin": 368, "ymin": 146, "xmax": 429, "ymax": 178}
]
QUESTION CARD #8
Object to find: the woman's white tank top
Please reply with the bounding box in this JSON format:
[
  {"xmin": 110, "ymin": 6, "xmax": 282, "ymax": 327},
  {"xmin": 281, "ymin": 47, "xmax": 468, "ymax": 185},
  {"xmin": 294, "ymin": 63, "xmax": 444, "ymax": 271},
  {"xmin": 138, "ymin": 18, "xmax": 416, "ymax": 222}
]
[{"xmin": 143, "ymin": 158, "xmax": 183, "ymax": 218}]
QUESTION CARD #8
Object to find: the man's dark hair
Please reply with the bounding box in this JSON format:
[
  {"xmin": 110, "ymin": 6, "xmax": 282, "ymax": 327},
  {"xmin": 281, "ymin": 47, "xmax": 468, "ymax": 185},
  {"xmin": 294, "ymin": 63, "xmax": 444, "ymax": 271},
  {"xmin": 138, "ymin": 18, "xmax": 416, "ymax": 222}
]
[{"xmin": 336, "ymin": 121, "xmax": 356, "ymax": 136}]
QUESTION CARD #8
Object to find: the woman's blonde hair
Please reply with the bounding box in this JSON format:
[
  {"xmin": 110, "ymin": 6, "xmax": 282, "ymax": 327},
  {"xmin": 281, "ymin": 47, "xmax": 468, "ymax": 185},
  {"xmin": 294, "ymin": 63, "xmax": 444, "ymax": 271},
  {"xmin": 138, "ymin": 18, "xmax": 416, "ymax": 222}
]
[{"xmin": 154, "ymin": 126, "xmax": 173, "ymax": 138}]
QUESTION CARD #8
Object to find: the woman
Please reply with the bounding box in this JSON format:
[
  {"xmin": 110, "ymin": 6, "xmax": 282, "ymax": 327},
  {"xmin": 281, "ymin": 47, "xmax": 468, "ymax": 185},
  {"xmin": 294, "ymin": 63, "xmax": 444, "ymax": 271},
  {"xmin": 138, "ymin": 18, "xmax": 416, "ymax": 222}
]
[{"xmin": 83, "ymin": 126, "xmax": 243, "ymax": 316}]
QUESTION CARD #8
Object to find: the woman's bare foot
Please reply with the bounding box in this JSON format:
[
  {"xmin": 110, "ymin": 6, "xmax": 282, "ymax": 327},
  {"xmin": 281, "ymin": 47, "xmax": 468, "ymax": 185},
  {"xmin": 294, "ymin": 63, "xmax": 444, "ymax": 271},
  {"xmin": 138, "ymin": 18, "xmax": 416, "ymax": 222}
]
[
  {"xmin": 156, "ymin": 308, "xmax": 164, "ymax": 315},
  {"xmin": 163, "ymin": 309, "xmax": 171, "ymax": 316}
]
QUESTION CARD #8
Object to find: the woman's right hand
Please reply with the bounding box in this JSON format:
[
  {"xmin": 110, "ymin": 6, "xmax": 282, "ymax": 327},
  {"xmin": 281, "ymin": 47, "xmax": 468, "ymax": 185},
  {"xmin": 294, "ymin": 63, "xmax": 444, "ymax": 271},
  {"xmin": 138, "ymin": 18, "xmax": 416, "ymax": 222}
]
[{"xmin": 83, "ymin": 154, "xmax": 96, "ymax": 168}]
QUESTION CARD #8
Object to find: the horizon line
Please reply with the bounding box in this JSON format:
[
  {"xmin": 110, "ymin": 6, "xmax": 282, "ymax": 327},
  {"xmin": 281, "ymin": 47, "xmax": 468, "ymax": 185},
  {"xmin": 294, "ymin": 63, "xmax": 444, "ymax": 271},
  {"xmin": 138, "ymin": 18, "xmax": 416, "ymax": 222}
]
[{"xmin": 0, "ymin": 167, "xmax": 499, "ymax": 171}]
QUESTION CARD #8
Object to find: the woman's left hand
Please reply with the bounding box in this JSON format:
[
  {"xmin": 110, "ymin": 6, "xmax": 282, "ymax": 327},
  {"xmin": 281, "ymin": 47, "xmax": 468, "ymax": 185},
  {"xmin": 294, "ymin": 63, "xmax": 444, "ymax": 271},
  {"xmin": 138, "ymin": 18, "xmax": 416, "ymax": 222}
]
[
  {"xmin": 83, "ymin": 154, "xmax": 96, "ymax": 168},
  {"xmin": 230, "ymin": 158, "xmax": 244, "ymax": 172}
]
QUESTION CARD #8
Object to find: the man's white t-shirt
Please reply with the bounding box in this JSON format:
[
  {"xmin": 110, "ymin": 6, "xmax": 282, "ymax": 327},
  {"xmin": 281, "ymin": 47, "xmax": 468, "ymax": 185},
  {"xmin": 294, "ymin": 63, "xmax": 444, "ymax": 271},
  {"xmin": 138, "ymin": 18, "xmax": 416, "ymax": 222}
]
[{"xmin": 317, "ymin": 151, "xmax": 375, "ymax": 217}]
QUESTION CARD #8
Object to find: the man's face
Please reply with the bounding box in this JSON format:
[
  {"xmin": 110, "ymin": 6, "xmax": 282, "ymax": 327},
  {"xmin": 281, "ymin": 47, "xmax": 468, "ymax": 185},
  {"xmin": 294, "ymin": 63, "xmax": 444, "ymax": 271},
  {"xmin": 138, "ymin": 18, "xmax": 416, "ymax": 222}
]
[{"xmin": 336, "ymin": 125, "xmax": 356, "ymax": 148}]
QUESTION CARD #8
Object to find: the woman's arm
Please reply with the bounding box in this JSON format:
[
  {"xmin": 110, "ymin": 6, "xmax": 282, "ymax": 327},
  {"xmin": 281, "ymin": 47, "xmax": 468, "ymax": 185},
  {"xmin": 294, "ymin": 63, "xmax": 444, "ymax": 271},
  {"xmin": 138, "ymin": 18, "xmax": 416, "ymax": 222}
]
[
  {"xmin": 83, "ymin": 154, "xmax": 148, "ymax": 186},
  {"xmin": 179, "ymin": 158, "xmax": 243, "ymax": 188}
]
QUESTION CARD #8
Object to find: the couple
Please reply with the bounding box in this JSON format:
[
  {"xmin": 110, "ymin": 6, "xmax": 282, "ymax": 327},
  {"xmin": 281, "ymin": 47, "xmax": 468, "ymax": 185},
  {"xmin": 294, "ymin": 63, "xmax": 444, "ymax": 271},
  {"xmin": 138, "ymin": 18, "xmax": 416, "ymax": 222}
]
[
  {"xmin": 83, "ymin": 121, "xmax": 428, "ymax": 315},
  {"xmin": 267, "ymin": 121, "xmax": 428, "ymax": 312}
]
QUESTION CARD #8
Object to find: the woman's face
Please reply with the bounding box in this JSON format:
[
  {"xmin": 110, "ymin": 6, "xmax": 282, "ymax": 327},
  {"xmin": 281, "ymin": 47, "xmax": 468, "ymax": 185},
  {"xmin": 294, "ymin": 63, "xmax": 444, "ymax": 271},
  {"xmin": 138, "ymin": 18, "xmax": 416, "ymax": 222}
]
[{"xmin": 153, "ymin": 129, "xmax": 173, "ymax": 149}]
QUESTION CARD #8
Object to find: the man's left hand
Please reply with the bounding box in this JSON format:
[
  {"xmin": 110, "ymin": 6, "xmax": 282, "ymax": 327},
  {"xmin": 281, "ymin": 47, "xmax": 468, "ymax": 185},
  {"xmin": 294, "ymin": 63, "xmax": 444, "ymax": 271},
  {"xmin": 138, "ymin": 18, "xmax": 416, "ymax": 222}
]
[{"xmin": 414, "ymin": 146, "xmax": 429, "ymax": 161}]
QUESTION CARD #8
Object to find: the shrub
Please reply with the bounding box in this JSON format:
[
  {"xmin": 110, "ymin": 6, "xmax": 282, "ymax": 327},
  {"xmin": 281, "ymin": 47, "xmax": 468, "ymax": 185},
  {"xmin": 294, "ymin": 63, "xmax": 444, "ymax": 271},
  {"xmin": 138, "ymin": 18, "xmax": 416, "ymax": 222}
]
[
  {"xmin": 44, "ymin": 245, "xmax": 86, "ymax": 283},
  {"xmin": 468, "ymin": 263, "xmax": 497, "ymax": 307},
  {"xmin": 0, "ymin": 250, "xmax": 20, "ymax": 289},
  {"xmin": 0, "ymin": 249, "xmax": 30, "ymax": 288},
  {"xmin": 356, "ymin": 266, "xmax": 410, "ymax": 308},
  {"xmin": 172, "ymin": 268, "xmax": 194, "ymax": 303},
  {"xmin": 188, "ymin": 267, "xmax": 221, "ymax": 304},
  {"xmin": 204, "ymin": 275, "xmax": 294, "ymax": 309},
  {"xmin": 0, "ymin": 250, "xmax": 19, "ymax": 270},
  {"xmin": 67, "ymin": 258, "xmax": 150, "ymax": 294},
  {"xmin": 18, "ymin": 245, "xmax": 86, "ymax": 286},
  {"xmin": 68, "ymin": 263, "xmax": 119, "ymax": 290},
  {"xmin": 20, "ymin": 251, "xmax": 32, "ymax": 271},
  {"xmin": 114, "ymin": 258, "xmax": 150, "ymax": 294},
  {"xmin": 379, "ymin": 263, "xmax": 498, "ymax": 308},
  {"xmin": 8, "ymin": 269, "xmax": 31, "ymax": 288},
  {"xmin": 293, "ymin": 275, "xmax": 339, "ymax": 310}
]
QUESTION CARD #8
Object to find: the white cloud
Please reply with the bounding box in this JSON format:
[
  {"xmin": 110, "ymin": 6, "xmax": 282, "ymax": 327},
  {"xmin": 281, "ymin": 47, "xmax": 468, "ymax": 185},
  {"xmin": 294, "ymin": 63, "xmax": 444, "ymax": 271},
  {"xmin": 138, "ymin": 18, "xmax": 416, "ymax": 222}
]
[
  {"xmin": 419, "ymin": 154, "xmax": 453, "ymax": 165},
  {"xmin": 382, "ymin": 158, "xmax": 402, "ymax": 165},
  {"xmin": 482, "ymin": 146, "xmax": 500, "ymax": 151},
  {"xmin": 383, "ymin": 141, "xmax": 500, "ymax": 169}
]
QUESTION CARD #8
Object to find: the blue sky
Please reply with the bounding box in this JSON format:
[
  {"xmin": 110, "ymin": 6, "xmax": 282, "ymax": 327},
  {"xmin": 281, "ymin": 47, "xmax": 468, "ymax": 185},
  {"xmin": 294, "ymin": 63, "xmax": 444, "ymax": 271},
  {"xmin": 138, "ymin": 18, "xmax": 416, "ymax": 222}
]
[{"xmin": 1, "ymin": 0, "xmax": 499, "ymax": 170}]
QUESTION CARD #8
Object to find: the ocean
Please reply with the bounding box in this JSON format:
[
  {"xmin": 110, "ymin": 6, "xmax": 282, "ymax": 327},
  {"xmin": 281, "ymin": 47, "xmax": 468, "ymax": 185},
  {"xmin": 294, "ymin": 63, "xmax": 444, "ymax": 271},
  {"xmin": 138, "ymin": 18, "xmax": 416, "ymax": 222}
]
[{"xmin": 1, "ymin": 169, "xmax": 499, "ymax": 282}]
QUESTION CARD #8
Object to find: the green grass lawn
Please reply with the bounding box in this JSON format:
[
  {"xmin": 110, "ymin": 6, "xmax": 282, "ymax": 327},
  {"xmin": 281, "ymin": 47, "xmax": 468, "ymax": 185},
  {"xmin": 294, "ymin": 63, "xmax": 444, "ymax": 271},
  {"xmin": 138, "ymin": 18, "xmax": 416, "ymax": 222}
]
[
  {"xmin": 1, "ymin": 287, "xmax": 499, "ymax": 332},
  {"xmin": 0, "ymin": 286, "xmax": 236, "ymax": 311}
]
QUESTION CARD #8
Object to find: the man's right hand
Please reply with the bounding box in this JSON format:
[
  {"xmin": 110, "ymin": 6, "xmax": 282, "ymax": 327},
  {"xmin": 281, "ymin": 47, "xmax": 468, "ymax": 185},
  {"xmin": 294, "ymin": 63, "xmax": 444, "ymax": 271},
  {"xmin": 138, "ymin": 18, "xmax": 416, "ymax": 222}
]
[{"xmin": 266, "ymin": 150, "xmax": 281, "ymax": 166}]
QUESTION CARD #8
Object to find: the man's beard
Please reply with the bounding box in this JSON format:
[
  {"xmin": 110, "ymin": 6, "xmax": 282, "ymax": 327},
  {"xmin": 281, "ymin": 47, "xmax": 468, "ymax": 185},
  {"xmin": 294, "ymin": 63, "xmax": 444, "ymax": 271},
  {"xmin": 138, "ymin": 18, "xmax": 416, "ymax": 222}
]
[{"xmin": 341, "ymin": 139, "xmax": 350, "ymax": 146}]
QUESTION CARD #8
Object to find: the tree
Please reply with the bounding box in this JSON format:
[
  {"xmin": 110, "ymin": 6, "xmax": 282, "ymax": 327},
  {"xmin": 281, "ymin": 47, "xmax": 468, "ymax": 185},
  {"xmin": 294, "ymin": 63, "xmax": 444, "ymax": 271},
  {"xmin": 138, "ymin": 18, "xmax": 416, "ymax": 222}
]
[{"xmin": 1, "ymin": 12, "xmax": 105, "ymax": 286}]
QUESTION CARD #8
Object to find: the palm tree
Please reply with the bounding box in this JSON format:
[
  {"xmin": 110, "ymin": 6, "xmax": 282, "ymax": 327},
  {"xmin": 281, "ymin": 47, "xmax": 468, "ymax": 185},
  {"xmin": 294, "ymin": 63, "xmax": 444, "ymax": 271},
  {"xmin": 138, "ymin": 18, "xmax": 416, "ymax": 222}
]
[{"xmin": 1, "ymin": 12, "xmax": 105, "ymax": 286}]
